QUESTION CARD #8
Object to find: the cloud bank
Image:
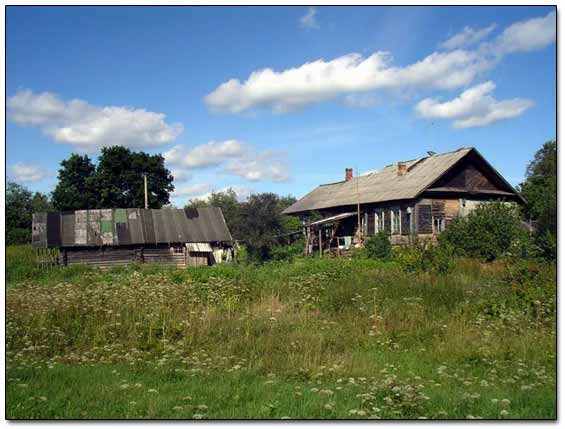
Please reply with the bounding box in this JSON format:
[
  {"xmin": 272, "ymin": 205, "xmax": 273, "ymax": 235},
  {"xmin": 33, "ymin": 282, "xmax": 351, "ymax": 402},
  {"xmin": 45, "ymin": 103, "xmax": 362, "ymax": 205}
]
[
  {"xmin": 165, "ymin": 140, "xmax": 289, "ymax": 183},
  {"xmin": 7, "ymin": 90, "xmax": 183, "ymax": 151},
  {"xmin": 205, "ymin": 11, "xmax": 554, "ymax": 116},
  {"xmin": 9, "ymin": 162, "xmax": 49, "ymax": 183},
  {"xmin": 415, "ymin": 81, "xmax": 533, "ymax": 128},
  {"xmin": 440, "ymin": 24, "xmax": 496, "ymax": 50}
]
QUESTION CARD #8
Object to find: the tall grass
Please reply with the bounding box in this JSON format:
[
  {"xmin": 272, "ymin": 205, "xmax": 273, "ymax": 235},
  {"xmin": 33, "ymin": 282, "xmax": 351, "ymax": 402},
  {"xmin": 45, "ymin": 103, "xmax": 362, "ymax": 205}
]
[{"xmin": 6, "ymin": 245, "xmax": 556, "ymax": 419}]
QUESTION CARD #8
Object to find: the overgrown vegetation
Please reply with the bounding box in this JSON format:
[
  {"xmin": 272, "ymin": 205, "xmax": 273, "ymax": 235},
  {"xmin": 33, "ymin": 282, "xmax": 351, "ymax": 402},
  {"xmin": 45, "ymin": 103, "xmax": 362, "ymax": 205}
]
[
  {"xmin": 186, "ymin": 190, "xmax": 302, "ymax": 261},
  {"xmin": 365, "ymin": 232, "xmax": 392, "ymax": 259},
  {"xmin": 6, "ymin": 182, "xmax": 52, "ymax": 245},
  {"xmin": 519, "ymin": 140, "xmax": 557, "ymax": 260},
  {"xmin": 6, "ymin": 245, "xmax": 556, "ymax": 419},
  {"xmin": 440, "ymin": 202, "xmax": 527, "ymax": 261}
]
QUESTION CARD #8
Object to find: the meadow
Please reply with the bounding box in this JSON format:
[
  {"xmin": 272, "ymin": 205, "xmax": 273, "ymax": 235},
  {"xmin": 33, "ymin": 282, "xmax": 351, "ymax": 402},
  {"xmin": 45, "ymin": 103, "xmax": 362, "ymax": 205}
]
[{"xmin": 6, "ymin": 245, "xmax": 556, "ymax": 419}]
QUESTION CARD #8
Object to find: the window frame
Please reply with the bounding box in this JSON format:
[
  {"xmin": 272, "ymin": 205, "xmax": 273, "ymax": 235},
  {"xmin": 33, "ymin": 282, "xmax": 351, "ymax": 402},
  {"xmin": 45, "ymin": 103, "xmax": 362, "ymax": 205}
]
[
  {"xmin": 391, "ymin": 208, "xmax": 401, "ymax": 235},
  {"xmin": 432, "ymin": 216, "xmax": 445, "ymax": 234}
]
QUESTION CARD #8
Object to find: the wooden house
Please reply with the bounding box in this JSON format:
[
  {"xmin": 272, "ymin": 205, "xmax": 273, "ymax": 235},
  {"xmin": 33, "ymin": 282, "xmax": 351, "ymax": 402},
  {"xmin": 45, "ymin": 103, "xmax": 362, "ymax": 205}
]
[
  {"xmin": 32, "ymin": 207, "xmax": 233, "ymax": 268},
  {"xmin": 282, "ymin": 147, "xmax": 525, "ymax": 255}
]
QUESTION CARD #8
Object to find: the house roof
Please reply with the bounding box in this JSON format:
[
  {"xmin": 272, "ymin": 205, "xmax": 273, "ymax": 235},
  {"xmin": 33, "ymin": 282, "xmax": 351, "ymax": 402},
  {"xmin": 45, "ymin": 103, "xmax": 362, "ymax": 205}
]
[
  {"xmin": 32, "ymin": 207, "xmax": 232, "ymax": 248},
  {"xmin": 283, "ymin": 147, "xmax": 521, "ymax": 215}
]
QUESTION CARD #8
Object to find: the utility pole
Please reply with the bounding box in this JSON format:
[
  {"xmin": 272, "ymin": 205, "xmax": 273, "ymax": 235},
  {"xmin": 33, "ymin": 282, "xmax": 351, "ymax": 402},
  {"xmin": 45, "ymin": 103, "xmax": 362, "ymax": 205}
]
[
  {"xmin": 143, "ymin": 173, "xmax": 148, "ymax": 209},
  {"xmin": 356, "ymin": 165, "xmax": 361, "ymax": 241}
]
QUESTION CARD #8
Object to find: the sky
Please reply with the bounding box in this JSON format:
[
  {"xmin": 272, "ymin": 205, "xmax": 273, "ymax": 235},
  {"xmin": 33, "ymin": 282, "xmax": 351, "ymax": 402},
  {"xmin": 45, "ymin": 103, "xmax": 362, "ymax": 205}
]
[{"xmin": 6, "ymin": 6, "xmax": 556, "ymax": 207}]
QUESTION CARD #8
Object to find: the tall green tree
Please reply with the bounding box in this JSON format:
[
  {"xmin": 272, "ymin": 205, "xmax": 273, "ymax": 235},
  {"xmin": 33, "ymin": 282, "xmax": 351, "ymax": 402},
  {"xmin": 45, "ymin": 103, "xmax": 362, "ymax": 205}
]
[
  {"xmin": 94, "ymin": 146, "xmax": 174, "ymax": 209},
  {"xmin": 6, "ymin": 182, "xmax": 52, "ymax": 245},
  {"xmin": 7, "ymin": 182, "xmax": 33, "ymax": 244},
  {"xmin": 519, "ymin": 140, "xmax": 557, "ymax": 259},
  {"xmin": 31, "ymin": 192, "xmax": 53, "ymax": 213},
  {"xmin": 52, "ymin": 154, "xmax": 97, "ymax": 210},
  {"xmin": 238, "ymin": 193, "xmax": 286, "ymax": 261}
]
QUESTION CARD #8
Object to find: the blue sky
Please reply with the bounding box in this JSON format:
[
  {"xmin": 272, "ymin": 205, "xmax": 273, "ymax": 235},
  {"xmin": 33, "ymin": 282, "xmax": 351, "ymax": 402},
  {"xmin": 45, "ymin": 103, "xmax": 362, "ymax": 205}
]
[{"xmin": 7, "ymin": 6, "xmax": 556, "ymax": 206}]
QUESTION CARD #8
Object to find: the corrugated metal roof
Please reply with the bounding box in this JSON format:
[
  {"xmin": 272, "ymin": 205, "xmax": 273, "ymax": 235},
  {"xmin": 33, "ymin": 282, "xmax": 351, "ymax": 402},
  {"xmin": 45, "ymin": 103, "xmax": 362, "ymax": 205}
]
[
  {"xmin": 186, "ymin": 207, "xmax": 233, "ymax": 242},
  {"xmin": 283, "ymin": 148, "xmax": 474, "ymax": 214},
  {"xmin": 33, "ymin": 207, "xmax": 232, "ymax": 248}
]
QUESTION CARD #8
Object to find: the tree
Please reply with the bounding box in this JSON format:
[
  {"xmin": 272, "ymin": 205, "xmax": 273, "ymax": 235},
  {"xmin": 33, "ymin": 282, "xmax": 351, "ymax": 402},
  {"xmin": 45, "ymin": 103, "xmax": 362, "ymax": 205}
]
[
  {"xmin": 31, "ymin": 192, "xmax": 53, "ymax": 213},
  {"xmin": 94, "ymin": 146, "xmax": 174, "ymax": 209},
  {"xmin": 6, "ymin": 182, "xmax": 51, "ymax": 245},
  {"xmin": 519, "ymin": 141, "xmax": 557, "ymax": 259},
  {"xmin": 239, "ymin": 193, "xmax": 284, "ymax": 261},
  {"xmin": 7, "ymin": 182, "xmax": 33, "ymax": 244},
  {"xmin": 276, "ymin": 195, "xmax": 302, "ymax": 241},
  {"xmin": 52, "ymin": 154, "xmax": 97, "ymax": 210}
]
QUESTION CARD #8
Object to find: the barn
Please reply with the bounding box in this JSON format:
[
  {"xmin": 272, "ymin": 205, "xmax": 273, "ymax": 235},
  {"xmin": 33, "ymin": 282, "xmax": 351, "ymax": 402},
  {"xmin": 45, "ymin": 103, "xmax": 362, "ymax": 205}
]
[
  {"xmin": 282, "ymin": 147, "xmax": 526, "ymax": 255},
  {"xmin": 32, "ymin": 207, "xmax": 233, "ymax": 268}
]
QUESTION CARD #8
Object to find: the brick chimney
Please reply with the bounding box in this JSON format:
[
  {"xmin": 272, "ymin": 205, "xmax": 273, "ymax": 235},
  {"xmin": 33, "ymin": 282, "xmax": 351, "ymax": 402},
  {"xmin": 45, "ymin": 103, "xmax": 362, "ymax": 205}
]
[
  {"xmin": 345, "ymin": 168, "xmax": 353, "ymax": 181},
  {"xmin": 397, "ymin": 162, "xmax": 407, "ymax": 176}
]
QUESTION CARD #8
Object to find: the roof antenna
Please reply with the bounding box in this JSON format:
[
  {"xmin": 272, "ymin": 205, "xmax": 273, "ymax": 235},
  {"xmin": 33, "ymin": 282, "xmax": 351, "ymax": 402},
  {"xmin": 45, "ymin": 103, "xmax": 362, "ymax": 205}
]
[{"xmin": 427, "ymin": 151, "xmax": 436, "ymax": 156}]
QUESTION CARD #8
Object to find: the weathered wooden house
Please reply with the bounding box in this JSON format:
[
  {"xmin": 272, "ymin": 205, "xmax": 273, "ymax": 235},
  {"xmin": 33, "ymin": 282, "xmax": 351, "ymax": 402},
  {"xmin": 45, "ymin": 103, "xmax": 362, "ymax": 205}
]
[
  {"xmin": 282, "ymin": 147, "xmax": 525, "ymax": 255},
  {"xmin": 32, "ymin": 207, "xmax": 233, "ymax": 268}
]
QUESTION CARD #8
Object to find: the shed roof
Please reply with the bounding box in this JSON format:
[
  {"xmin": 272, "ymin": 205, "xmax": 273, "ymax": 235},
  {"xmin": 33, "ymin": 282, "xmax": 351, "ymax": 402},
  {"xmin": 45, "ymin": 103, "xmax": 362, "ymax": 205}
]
[
  {"xmin": 283, "ymin": 147, "xmax": 520, "ymax": 214},
  {"xmin": 32, "ymin": 207, "xmax": 232, "ymax": 248}
]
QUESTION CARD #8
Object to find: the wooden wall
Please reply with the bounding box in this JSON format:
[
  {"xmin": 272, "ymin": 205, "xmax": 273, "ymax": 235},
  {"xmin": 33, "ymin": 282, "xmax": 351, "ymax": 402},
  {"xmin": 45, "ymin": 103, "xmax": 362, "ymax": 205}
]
[{"xmin": 63, "ymin": 245, "xmax": 215, "ymax": 269}]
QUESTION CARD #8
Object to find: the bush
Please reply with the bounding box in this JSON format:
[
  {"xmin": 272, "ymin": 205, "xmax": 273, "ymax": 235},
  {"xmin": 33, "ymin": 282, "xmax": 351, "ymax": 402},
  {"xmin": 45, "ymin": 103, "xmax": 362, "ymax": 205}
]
[
  {"xmin": 7, "ymin": 228, "xmax": 31, "ymax": 245},
  {"xmin": 439, "ymin": 201, "xmax": 524, "ymax": 261},
  {"xmin": 270, "ymin": 239, "xmax": 305, "ymax": 262},
  {"xmin": 394, "ymin": 240, "xmax": 454, "ymax": 274},
  {"xmin": 534, "ymin": 229, "xmax": 557, "ymax": 261},
  {"xmin": 365, "ymin": 232, "xmax": 392, "ymax": 259}
]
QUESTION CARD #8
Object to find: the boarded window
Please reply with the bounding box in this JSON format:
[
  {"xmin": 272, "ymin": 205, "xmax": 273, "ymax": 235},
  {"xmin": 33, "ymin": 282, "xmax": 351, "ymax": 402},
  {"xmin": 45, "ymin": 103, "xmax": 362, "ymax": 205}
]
[
  {"xmin": 401, "ymin": 209, "xmax": 411, "ymax": 235},
  {"xmin": 384, "ymin": 210, "xmax": 391, "ymax": 235},
  {"xmin": 391, "ymin": 209, "xmax": 401, "ymax": 234},
  {"xmin": 417, "ymin": 204, "xmax": 433, "ymax": 234},
  {"xmin": 366, "ymin": 211, "xmax": 375, "ymax": 236}
]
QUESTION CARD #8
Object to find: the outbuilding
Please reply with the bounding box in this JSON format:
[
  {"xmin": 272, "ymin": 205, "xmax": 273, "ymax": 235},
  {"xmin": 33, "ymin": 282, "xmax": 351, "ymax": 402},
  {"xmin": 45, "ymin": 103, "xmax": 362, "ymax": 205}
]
[{"xmin": 32, "ymin": 207, "xmax": 234, "ymax": 268}]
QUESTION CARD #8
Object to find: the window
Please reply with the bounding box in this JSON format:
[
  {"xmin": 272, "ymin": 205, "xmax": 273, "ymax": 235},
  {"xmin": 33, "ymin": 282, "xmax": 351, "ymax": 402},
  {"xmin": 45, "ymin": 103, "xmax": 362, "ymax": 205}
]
[
  {"xmin": 391, "ymin": 209, "xmax": 401, "ymax": 235},
  {"xmin": 433, "ymin": 217, "xmax": 445, "ymax": 234},
  {"xmin": 375, "ymin": 210, "xmax": 385, "ymax": 233}
]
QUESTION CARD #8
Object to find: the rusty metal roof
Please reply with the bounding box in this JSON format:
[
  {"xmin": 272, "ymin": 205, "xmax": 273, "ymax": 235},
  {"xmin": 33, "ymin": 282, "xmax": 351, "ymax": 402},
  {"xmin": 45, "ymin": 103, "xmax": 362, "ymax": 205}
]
[
  {"xmin": 32, "ymin": 207, "xmax": 232, "ymax": 248},
  {"xmin": 283, "ymin": 147, "xmax": 476, "ymax": 214}
]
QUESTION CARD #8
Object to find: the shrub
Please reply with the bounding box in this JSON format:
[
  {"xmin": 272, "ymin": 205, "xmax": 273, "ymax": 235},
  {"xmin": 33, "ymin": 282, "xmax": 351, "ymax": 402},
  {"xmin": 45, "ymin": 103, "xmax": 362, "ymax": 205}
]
[
  {"xmin": 7, "ymin": 228, "xmax": 31, "ymax": 245},
  {"xmin": 365, "ymin": 232, "xmax": 392, "ymax": 259},
  {"xmin": 270, "ymin": 239, "xmax": 305, "ymax": 261},
  {"xmin": 394, "ymin": 239, "xmax": 454, "ymax": 274},
  {"xmin": 439, "ymin": 201, "xmax": 524, "ymax": 261}
]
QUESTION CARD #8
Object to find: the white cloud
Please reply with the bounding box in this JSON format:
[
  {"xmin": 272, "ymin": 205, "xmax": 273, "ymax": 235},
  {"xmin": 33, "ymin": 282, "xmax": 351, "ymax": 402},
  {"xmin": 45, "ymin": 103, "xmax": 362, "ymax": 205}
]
[
  {"xmin": 205, "ymin": 11, "xmax": 555, "ymax": 115},
  {"xmin": 205, "ymin": 50, "xmax": 487, "ymax": 113},
  {"xmin": 441, "ymin": 24, "xmax": 496, "ymax": 50},
  {"xmin": 343, "ymin": 93, "xmax": 379, "ymax": 108},
  {"xmin": 170, "ymin": 169, "xmax": 192, "ymax": 183},
  {"xmin": 415, "ymin": 81, "xmax": 533, "ymax": 128},
  {"xmin": 165, "ymin": 140, "xmax": 289, "ymax": 182},
  {"xmin": 492, "ymin": 10, "xmax": 556, "ymax": 55},
  {"xmin": 7, "ymin": 89, "xmax": 183, "ymax": 151},
  {"xmin": 176, "ymin": 140, "xmax": 245, "ymax": 169},
  {"xmin": 187, "ymin": 185, "xmax": 254, "ymax": 203},
  {"xmin": 9, "ymin": 162, "xmax": 49, "ymax": 183},
  {"xmin": 164, "ymin": 140, "xmax": 245, "ymax": 169},
  {"xmin": 300, "ymin": 7, "xmax": 319, "ymax": 30},
  {"xmin": 172, "ymin": 183, "xmax": 211, "ymax": 198},
  {"xmin": 225, "ymin": 151, "xmax": 289, "ymax": 182}
]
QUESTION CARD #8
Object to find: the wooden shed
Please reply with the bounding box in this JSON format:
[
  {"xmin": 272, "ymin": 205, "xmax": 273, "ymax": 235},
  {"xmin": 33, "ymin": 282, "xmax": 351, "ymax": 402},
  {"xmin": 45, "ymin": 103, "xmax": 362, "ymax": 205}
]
[{"xmin": 32, "ymin": 207, "xmax": 234, "ymax": 268}]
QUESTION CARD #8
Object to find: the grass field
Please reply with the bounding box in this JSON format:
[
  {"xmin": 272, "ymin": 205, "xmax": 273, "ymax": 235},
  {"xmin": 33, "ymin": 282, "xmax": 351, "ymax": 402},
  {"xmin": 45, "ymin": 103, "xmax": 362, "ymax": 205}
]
[{"xmin": 6, "ymin": 245, "xmax": 556, "ymax": 419}]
